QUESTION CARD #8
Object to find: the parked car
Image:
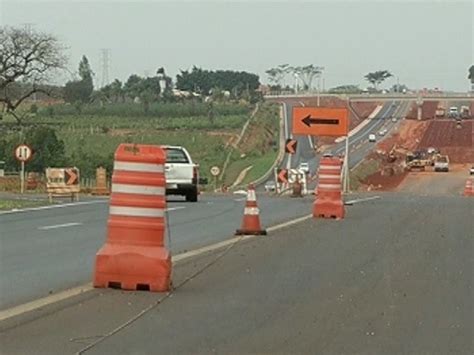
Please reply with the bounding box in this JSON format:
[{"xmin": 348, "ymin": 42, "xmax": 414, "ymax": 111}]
[{"xmin": 164, "ymin": 145, "xmax": 199, "ymax": 202}]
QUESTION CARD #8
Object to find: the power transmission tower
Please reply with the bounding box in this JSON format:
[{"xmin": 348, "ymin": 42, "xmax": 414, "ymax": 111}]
[{"xmin": 100, "ymin": 48, "xmax": 111, "ymax": 88}]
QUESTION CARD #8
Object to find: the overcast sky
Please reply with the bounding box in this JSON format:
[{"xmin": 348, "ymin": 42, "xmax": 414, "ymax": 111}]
[{"xmin": 1, "ymin": 0, "xmax": 473, "ymax": 91}]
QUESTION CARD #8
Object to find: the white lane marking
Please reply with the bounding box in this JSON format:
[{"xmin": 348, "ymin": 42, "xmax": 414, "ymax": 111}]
[
  {"xmin": 0, "ymin": 200, "xmax": 108, "ymax": 215},
  {"xmin": 345, "ymin": 196, "xmax": 381, "ymax": 205},
  {"xmin": 167, "ymin": 206, "xmax": 186, "ymax": 212},
  {"xmin": 0, "ymin": 212, "xmax": 314, "ymax": 321},
  {"xmin": 38, "ymin": 222, "xmax": 83, "ymax": 231},
  {"xmin": 234, "ymin": 198, "xmax": 246, "ymax": 202},
  {"xmin": 0, "ymin": 283, "xmax": 94, "ymax": 322},
  {"xmin": 308, "ymin": 135, "xmax": 315, "ymax": 150}
]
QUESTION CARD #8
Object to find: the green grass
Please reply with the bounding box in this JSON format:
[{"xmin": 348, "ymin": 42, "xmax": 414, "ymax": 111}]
[
  {"xmin": 223, "ymin": 150, "xmax": 278, "ymax": 187},
  {"xmin": 349, "ymin": 159, "xmax": 380, "ymax": 191},
  {"xmin": 0, "ymin": 198, "xmax": 48, "ymax": 210},
  {"xmin": 31, "ymin": 114, "xmax": 248, "ymax": 130}
]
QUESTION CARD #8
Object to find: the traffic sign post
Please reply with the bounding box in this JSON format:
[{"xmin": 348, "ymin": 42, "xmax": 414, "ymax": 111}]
[
  {"xmin": 14, "ymin": 144, "xmax": 33, "ymax": 194},
  {"xmin": 210, "ymin": 166, "xmax": 220, "ymax": 191}
]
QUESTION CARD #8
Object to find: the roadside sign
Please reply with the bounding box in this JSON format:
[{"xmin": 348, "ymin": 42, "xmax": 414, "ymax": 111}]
[
  {"xmin": 285, "ymin": 139, "xmax": 297, "ymax": 154},
  {"xmin": 46, "ymin": 167, "xmax": 81, "ymax": 202},
  {"xmin": 65, "ymin": 168, "xmax": 79, "ymax": 185},
  {"xmin": 292, "ymin": 107, "xmax": 348, "ymax": 137},
  {"xmin": 210, "ymin": 166, "xmax": 220, "ymax": 177},
  {"xmin": 277, "ymin": 168, "xmax": 288, "ymax": 184},
  {"xmin": 14, "ymin": 144, "xmax": 33, "ymax": 162}
]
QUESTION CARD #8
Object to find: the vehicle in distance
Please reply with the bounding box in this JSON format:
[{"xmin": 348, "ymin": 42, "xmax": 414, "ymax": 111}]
[
  {"xmin": 391, "ymin": 117, "xmax": 397, "ymax": 122},
  {"xmin": 469, "ymin": 166, "xmax": 474, "ymax": 175},
  {"xmin": 378, "ymin": 129, "xmax": 387, "ymax": 136},
  {"xmin": 164, "ymin": 146, "xmax": 199, "ymax": 202},
  {"xmin": 298, "ymin": 162, "xmax": 310, "ymax": 173},
  {"xmin": 447, "ymin": 106, "xmax": 459, "ymax": 118},
  {"xmin": 434, "ymin": 155, "xmax": 449, "ymax": 172},
  {"xmin": 322, "ymin": 151, "xmax": 333, "ymax": 158},
  {"xmin": 368, "ymin": 134, "xmax": 376, "ymax": 142},
  {"xmin": 264, "ymin": 180, "xmax": 276, "ymax": 192}
]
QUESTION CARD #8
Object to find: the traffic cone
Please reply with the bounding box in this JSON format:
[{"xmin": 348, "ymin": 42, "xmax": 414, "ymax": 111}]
[
  {"xmin": 463, "ymin": 179, "xmax": 473, "ymax": 197},
  {"xmin": 235, "ymin": 184, "xmax": 267, "ymax": 235}
]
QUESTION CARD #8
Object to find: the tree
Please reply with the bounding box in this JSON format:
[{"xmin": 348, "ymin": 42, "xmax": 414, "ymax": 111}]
[
  {"xmin": 63, "ymin": 56, "xmax": 94, "ymax": 103},
  {"xmin": 265, "ymin": 64, "xmax": 290, "ymax": 87},
  {"xmin": 364, "ymin": 70, "xmax": 393, "ymax": 91},
  {"xmin": 25, "ymin": 127, "xmax": 66, "ymax": 172},
  {"xmin": 468, "ymin": 65, "xmax": 474, "ymax": 83},
  {"xmin": 328, "ymin": 85, "xmax": 362, "ymax": 94},
  {"xmin": 0, "ymin": 26, "xmax": 66, "ymax": 123},
  {"xmin": 289, "ymin": 65, "xmax": 324, "ymax": 90}
]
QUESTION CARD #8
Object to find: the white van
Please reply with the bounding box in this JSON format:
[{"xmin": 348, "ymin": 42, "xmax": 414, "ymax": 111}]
[{"xmin": 368, "ymin": 134, "xmax": 376, "ymax": 142}]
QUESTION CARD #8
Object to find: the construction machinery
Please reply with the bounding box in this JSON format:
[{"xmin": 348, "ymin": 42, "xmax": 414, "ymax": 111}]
[{"xmin": 405, "ymin": 149, "xmax": 437, "ymax": 171}]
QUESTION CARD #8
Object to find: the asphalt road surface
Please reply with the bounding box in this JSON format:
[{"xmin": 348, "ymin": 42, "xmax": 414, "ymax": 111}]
[
  {"xmin": 1, "ymin": 193, "xmax": 472, "ymax": 354},
  {"xmin": 0, "ymin": 194, "xmax": 313, "ymax": 310}
]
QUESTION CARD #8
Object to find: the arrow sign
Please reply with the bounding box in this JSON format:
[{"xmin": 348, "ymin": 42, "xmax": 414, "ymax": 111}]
[
  {"xmin": 277, "ymin": 169, "xmax": 288, "ymax": 184},
  {"xmin": 285, "ymin": 139, "xmax": 297, "ymax": 154},
  {"xmin": 302, "ymin": 115, "xmax": 340, "ymax": 127},
  {"xmin": 65, "ymin": 168, "xmax": 79, "ymax": 185},
  {"xmin": 293, "ymin": 107, "xmax": 348, "ymax": 137}
]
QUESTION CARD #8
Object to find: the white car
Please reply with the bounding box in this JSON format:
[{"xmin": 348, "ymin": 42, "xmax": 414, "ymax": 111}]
[
  {"xmin": 264, "ymin": 181, "xmax": 276, "ymax": 192},
  {"xmin": 470, "ymin": 166, "xmax": 474, "ymax": 175},
  {"xmin": 378, "ymin": 129, "xmax": 387, "ymax": 136},
  {"xmin": 164, "ymin": 146, "xmax": 199, "ymax": 202},
  {"xmin": 368, "ymin": 134, "xmax": 376, "ymax": 142},
  {"xmin": 391, "ymin": 117, "xmax": 397, "ymax": 122},
  {"xmin": 298, "ymin": 162, "xmax": 310, "ymax": 173}
]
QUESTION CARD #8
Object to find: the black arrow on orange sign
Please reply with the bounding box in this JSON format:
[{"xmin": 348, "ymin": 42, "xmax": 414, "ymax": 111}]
[
  {"xmin": 65, "ymin": 168, "xmax": 78, "ymax": 185},
  {"xmin": 302, "ymin": 115, "xmax": 340, "ymax": 127},
  {"xmin": 277, "ymin": 169, "xmax": 288, "ymax": 184},
  {"xmin": 285, "ymin": 139, "xmax": 297, "ymax": 154}
]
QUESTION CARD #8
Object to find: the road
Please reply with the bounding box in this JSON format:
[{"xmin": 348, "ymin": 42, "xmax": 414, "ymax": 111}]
[
  {"xmin": 1, "ymin": 193, "xmax": 472, "ymax": 354},
  {"xmin": 0, "ymin": 194, "xmax": 313, "ymax": 310},
  {"xmin": 0, "ymin": 101, "xmax": 411, "ymax": 311},
  {"xmin": 270, "ymin": 100, "xmax": 410, "ymax": 185}
]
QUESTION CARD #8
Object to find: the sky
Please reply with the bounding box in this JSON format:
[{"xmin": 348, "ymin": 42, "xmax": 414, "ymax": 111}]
[{"xmin": 1, "ymin": 0, "xmax": 473, "ymax": 91}]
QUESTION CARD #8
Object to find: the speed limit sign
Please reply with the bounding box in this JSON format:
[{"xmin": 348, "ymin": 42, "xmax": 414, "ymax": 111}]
[
  {"xmin": 210, "ymin": 166, "xmax": 220, "ymax": 176},
  {"xmin": 14, "ymin": 144, "xmax": 33, "ymax": 162}
]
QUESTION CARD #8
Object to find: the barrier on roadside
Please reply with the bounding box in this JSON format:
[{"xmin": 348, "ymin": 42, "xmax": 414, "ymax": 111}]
[
  {"xmin": 463, "ymin": 179, "xmax": 473, "ymax": 197},
  {"xmin": 93, "ymin": 144, "xmax": 171, "ymax": 292},
  {"xmin": 26, "ymin": 172, "xmax": 41, "ymax": 190},
  {"xmin": 235, "ymin": 184, "xmax": 267, "ymax": 235},
  {"xmin": 313, "ymin": 157, "xmax": 345, "ymax": 219},
  {"xmin": 91, "ymin": 167, "xmax": 110, "ymax": 195},
  {"xmin": 45, "ymin": 167, "xmax": 80, "ymax": 202}
]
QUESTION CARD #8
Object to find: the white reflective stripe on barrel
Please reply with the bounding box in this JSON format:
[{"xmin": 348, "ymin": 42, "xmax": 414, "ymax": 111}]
[
  {"xmin": 109, "ymin": 206, "xmax": 164, "ymax": 218},
  {"xmin": 112, "ymin": 184, "xmax": 165, "ymax": 195},
  {"xmin": 247, "ymin": 190, "xmax": 256, "ymax": 201},
  {"xmin": 244, "ymin": 207, "xmax": 259, "ymax": 215},
  {"xmin": 114, "ymin": 161, "xmax": 164, "ymax": 173},
  {"xmin": 319, "ymin": 165, "xmax": 340, "ymax": 170},
  {"xmin": 318, "ymin": 174, "xmax": 339, "ymax": 179},
  {"xmin": 318, "ymin": 183, "xmax": 341, "ymax": 189}
]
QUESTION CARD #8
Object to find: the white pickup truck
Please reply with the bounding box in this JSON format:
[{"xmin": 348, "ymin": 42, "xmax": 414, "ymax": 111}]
[
  {"xmin": 434, "ymin": 155, "xmax": 449, "ymax": 172},
  {"xmin": 164, "ymin": 146, "xmax": 199, "ymax": 202}
]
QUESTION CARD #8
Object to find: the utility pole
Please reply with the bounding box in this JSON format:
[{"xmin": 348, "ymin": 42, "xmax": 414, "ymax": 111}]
[{"xmin": 100, "ymin": 49, "xmax": 111, "ymax": 88}]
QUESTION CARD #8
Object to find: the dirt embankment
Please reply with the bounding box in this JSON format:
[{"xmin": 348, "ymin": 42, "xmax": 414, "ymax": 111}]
[
  {"xmin": 418, "ymin": 120, "xmax": 473, "ymax": 163},
  {"xmin": 358, "ymin": 118, "xmax": 473, "ymax": 192},
  {"xmin": 406, "ymin": 101, "xmax": 439, "ymax": 120}
]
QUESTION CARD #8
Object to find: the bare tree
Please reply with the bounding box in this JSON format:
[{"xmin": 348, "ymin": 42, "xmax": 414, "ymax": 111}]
[
  {"xmin": 288, "ymin": 65, "xmax": 324, "ymax": 90},
  {"xmin": 0, "ymin": 26, "xmax": 67, "ymax": 123}
]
